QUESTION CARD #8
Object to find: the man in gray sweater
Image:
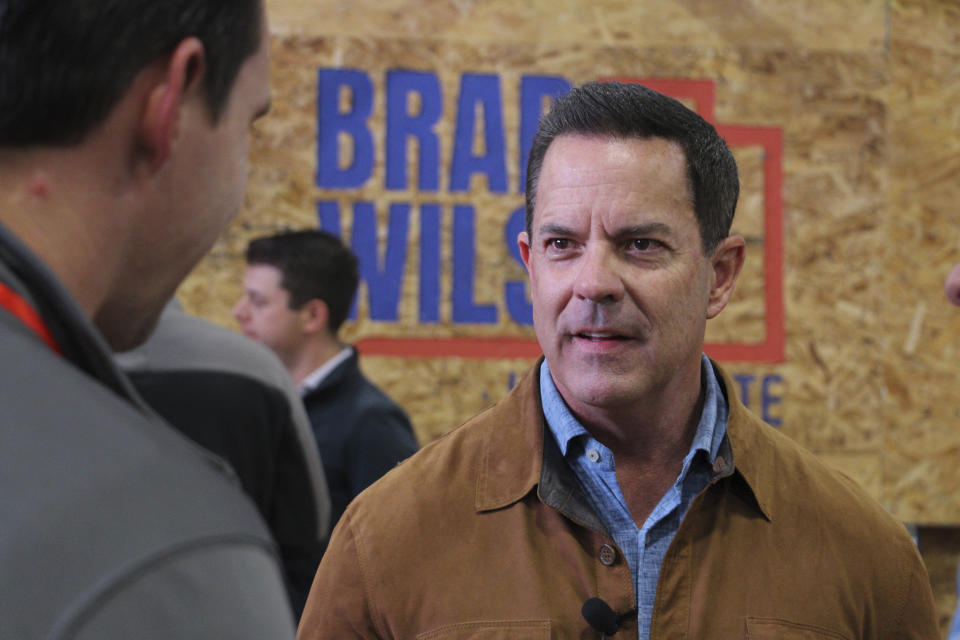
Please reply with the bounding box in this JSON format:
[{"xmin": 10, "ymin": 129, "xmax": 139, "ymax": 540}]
[{"xmin": 0, "ymin": 1, "xmax": 298, "ymax": 637}]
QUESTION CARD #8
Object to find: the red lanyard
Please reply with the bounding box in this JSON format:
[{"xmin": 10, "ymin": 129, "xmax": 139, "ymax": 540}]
[{"xmin": 0, "ymin": 280, "xmax": 61, "ymax": 355}]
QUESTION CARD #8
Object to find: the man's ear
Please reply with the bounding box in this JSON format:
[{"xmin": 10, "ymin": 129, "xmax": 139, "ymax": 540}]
[
  {"xmin": 138, "ymin": 37, "xmax": 207, "ymax": 173},
  {"xmin": 517, "ymin": 230, "xmax": 532, "ymax": 272},
  {"xmin": 706, "ymin": 235, "xmax": 746, "ymax": 319},
  {"xmin": 301, "ymin": 299, "xmax": 330, "ymax": 334}
]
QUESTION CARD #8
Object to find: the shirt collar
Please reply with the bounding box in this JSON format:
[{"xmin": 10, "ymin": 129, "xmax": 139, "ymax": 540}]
[
  {"xmin": 298, "ymin": 346, "xmax": 353, "ymax": 395},
  {"xmin": 472, "ymin": 359, "xmax": 770, "ymax": 524},
  {"xmin": 540, "ymin": 353, "xmax": 727, "ymax": 467}
]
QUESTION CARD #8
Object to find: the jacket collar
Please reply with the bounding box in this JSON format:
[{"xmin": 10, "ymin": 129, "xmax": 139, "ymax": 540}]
[
  {"xmin": 304, "ymin": 346, "xmax": 358, "ymax": 396},
  {"xmin": 475, "ymin": 357, "xmax": 772, "ymax": 524},
  {"xmin": 0, "ymin": 221, "xmax": 146, "ymax": 407},
  {"xmin": 473, "ymin": 360, "xmax": 608, "ymax": 533},
  {"xmin": 712, "ymin": 361, "xmax": 775, "ymax": 522},
  {"xmin": 474, "ymin": 360, "xmax": 545, "ymax": 512}
]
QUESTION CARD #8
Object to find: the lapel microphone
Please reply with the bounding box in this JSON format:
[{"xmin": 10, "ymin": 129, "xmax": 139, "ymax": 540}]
[{"xmin": 581, "ymin": 597, "xmax": 635, "ymax": 638}]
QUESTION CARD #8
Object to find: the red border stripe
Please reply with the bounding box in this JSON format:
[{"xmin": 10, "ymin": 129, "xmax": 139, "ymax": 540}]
[{"xmin": 355, "ymin": 79, "xmax": 785, "ymax": 363}]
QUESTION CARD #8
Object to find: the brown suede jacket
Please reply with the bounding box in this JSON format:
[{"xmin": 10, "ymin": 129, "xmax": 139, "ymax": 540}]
[{"xmin": 299, "ymin": 360, "xmax": 937, "ymax": 639}]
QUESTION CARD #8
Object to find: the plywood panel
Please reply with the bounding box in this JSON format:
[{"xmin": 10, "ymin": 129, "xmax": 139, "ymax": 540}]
[{"xmin": 175, "ymin": 1, "xmax": 960, "ymax": 628}]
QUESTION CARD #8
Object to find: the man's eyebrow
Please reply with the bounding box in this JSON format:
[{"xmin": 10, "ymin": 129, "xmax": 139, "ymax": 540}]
[
  {"xmin": 613, "ymin": 222, "xmax": 674, "ymax": 237},
  {"xmin": 537, "ymin": 222, "xmax": 675, "ymax": 238},
  {"xmin": 536, "ymin": 223, "xmax": 577, "ymax": 237}
]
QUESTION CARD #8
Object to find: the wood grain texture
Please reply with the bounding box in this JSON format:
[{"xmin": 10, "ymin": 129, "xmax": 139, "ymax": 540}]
[{"xmin": 174, "ymin": 1, "xmax": 960, "ymax": 630}]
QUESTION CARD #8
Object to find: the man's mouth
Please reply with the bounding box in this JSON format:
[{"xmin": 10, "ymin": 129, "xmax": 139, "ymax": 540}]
[{"xmin": 575, "ymin": 331, "xmax": 629, "ymax": 341}]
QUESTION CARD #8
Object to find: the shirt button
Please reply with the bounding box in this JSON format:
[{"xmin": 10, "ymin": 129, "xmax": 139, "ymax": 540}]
[
  {"xmin": 599, "ymin": 544, "xmax": 617, "ymax": 566},
  {"xmin": 587, "ymin": 449, "xmax": 601, "ymax": 463}
]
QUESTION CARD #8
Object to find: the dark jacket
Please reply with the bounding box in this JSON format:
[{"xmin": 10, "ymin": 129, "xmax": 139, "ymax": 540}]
[
  {"xmin": 0, "ymin": 223, "xmax": 295, "ymax": 639},
  {"xmin": 301, "ymin": 348, "xmax": 418, "ymax": 533},
  {"xmin": 299, "ymin": 360, "xmax": 938, "ymax": 639},
  {"xmin": 117, "ymin": 301, "xmax": 331, "ymax": 618}
]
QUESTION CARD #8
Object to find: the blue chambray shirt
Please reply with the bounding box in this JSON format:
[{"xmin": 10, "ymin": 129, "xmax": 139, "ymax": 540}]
[{"xmin": 540, "ymin": 354, "xmax": 727, "ymax": 640}]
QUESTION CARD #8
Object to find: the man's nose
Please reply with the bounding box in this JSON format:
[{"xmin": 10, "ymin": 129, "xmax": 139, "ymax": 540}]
[
  {"xmin": 572, "ymin": 245, "xmax": 624, "ymax": 303},
  {"xmin": 233, "ymin": 298, "xmax": 248, "ymax": 321}
]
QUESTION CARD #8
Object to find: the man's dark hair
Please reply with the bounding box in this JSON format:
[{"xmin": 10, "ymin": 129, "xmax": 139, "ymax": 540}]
[
  {"xmin": 246, "ymin": 230, "xmax": 359, "ymax": 334},
  {"xmin": 525, "ymin": 81, "xmax": 739, "ymax": 254},
  {"xmin": 0, "ymin": 0, "xmax": 263, "ymax": 146}
]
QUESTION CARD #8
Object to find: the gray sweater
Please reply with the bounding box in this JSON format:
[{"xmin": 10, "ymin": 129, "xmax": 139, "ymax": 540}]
[{"xmin": 0, "ymin": 223, "xmax": 297, "ymax": 639}]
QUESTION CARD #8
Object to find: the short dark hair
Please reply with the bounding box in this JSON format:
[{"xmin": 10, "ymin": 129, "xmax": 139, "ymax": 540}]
[
  {"xmin": 525, "ymin": 81, "xmax": 739, "ymax": 254},
  {"xmin": 245, "ymin": 230, "xmax": 359, "ymax": 334},
  {"xmin": 0, "ymin": 0, "xmax": 263, "ymax": 146}
]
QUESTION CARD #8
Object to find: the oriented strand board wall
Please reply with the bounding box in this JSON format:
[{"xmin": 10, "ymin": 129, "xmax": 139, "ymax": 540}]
[{"xmin": 179, "ymin": 0, "xmax": 960, "ymax": 631}]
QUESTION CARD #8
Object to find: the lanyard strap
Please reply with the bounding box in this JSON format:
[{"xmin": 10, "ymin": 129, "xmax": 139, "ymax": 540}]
[{"xmin": 0, "ymin": 279, "xmax": 61, "ymax": 355}]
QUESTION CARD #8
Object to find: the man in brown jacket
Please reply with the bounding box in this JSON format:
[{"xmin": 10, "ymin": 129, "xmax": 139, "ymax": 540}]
[{"xmin": 299, "ymin": 82, "xmax": 938, "ymax": 639}]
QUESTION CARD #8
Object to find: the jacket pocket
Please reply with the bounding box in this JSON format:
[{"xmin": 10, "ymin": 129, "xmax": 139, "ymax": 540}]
[
  {"xmin": 745, "ymin": 617, "xmax": 852, "ymax": 640},
  {"xmin": 416, "ymin": 619, "xmax": 551, "ymax": 640}
]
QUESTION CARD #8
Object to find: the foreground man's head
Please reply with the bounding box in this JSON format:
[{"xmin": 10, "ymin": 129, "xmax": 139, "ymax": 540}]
[{"xmin": 0, "ymin": 0, "xmax": 271, "ymax": 349}]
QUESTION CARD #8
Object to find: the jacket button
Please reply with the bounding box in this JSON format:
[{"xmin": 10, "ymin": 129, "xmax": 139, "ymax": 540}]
[{"xmin": 599, "ymin": 544, "xmax": 617, "ymax": 566}]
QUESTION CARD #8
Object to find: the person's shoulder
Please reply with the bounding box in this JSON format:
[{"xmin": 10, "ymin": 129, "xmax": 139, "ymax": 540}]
[
  {"xmin": 714, "ymin": 364, "xmax": 898, "ymax": 531},
  {"xmin": 3, "ymin": 328, "xmax": 268, "ymax": 532},
  {"xmin": 354, "ymin": 373, "xmax": 407, "ymax": 414},
  {"xmin": 344, "ymin": 397, "xmax": 509, "ymax": 521},
  {"xmin": 316, "ymin": 355, "xmax": 410, "ymax": 420},
  {"xmin": 120, "ymin": 304, "xmax": 294, "ymax": 392},
  {"xmin": 730, "ymin": 402, "xmax": 917, "ymax": 557},
  {"xmin": 1, "ymin": 329, "xmax": 282, "ymax": 637}
]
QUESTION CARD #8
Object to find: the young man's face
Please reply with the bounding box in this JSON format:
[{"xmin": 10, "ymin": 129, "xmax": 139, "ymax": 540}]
[
  {"xmin": 234, "ymin": 263, "xmax": 306, "ymax": 364},
  {"xmin": 947, "ymin": 262, "xmax": 960, "ymax": 306}
]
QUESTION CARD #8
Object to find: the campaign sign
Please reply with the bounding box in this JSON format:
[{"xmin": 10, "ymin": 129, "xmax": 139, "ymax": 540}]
[{"xmin": 316, "ymin": 71, "xmax": 783, "ymax": 363}]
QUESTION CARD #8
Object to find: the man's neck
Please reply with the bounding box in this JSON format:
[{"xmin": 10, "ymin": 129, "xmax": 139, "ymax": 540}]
[
  {"xmin": 285, "ymin": 337, "xmax": 346, "ymax": 386},
  {"xmin": 0, "ymin": 152, "xmax": 123, "ymax": 320},
  {"xmin": 561, "ymin": 358, "xmax": 707, "ymax": 527},
  {"xmin": 564, "ymin": 359, "xmax": 705, "ymax": 467}
]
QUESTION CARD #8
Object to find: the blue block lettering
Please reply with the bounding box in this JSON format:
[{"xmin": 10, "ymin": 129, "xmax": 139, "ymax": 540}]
[
  {"xmin": 519, "ymin": 75, "xmax": 571, "ymax": 192},
  {"xmin": 732, "ymin": 373, "xmax": 755, "ymax": 408},
  {"xmin": 317, "ymin": 200, "xmax": 342, "ymax": 237},
  {"xmin": 762, "ymin": 375, "xmax": 783, "ymax": 427},
  {"xmin": 386, "ymin": 70, "xmax": 442, "ymax": 191},
  {"xmin": 450, "ymin": 74, "xmax": 508, "ymax": 193},
  {"xmin": 504, "ymin": 206, "xmax": 532, "ymax": 325},
  {"xmin": 351, "ymin": 202, "xmax": 410, "ymax": 321},
  {"xmin": 317, "ymin": 69, "xmax": 374, "ymax": 188},
  {"xmin": 452, "ymin": 205, "xmax": 497, "ymax": 323},
  {"xmin": 419, "ymin": 204, "xmax": 441, "ymax": 323}
]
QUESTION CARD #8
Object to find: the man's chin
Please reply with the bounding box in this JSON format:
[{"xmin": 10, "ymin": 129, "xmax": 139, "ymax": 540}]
[
  {"xmin": 554, "ymin": 371, "xmax": 641, "ymax": 411},
  {"xmin": 96, "ymin": 301, "xmax": 165, "ymax": 353}
]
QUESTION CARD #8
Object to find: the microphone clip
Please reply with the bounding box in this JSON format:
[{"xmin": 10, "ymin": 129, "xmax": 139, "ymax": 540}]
[{"xmin": 581, "ymin": 597, "xmax": 635, "ymax": 638}]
